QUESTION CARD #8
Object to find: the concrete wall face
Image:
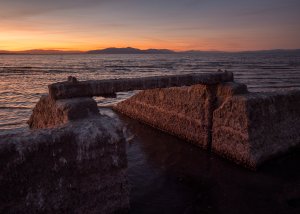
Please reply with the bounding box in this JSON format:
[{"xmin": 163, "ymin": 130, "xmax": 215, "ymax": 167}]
[
  {"xmin": 27, "ymin": 95, "xmax": 99, "ymax": 129},
  {"xmin": 115, "ymin": 85, "xmax": 214, "ymax": 148},
  {"xmin": 212, "ymin": 91, "xmax": 300, "ymax": 168}
]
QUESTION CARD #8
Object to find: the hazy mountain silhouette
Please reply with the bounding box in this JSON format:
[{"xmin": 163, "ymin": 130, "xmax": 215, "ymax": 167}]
[
  {"xmin": 0, "ymin": 48, "xmax": 299, "ymax": 55},
  {"xmin": 0, "ymin": 50, "xmax": 11, "ymax": 54},
  {"xmin": 87, "ymin": 47, "xmax": 175, "ymax": 54}
]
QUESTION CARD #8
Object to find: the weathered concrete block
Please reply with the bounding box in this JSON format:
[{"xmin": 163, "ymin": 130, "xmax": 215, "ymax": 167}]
[
  {"xmin": 27, "ymin": 95, "xmax": 99, "ymax": 129},
  {"xmin": 0, "ymin": 116, "xmax": 129, "ymax": 213},
  {"xmin": 212, "ymin": 90, "xmax": 300, "ymax": 169},
  {"xmin": 49, "ymin": 71, "xmax": 234, "ymax": 100},
  {"xmin": 114, "ymin": 82, "xmax": 247, "ymax": 149},
  {"xmin": 114, "ymin": 85, "xmax": 214, "ymax": 148}
]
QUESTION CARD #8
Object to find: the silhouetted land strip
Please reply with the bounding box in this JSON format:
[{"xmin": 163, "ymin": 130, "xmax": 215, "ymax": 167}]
[{"xmin": 1, "ymin": 48, "xmax": 300, "ymax": 55}]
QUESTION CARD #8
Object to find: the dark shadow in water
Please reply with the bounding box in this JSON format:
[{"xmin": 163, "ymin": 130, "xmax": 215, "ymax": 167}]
[{"xmin": 100, "ymin": 108, "xmax": 300, "ymax": 214}]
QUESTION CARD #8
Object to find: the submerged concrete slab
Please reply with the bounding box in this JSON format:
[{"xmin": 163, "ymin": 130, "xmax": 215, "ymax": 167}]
[
  {"xmin": 0, "ymin": 116, "xmax": 129, "ymax": 213},
  {"xmin": 212, "ymin": 90, "xmax": 300, "ymax": 169},
  {"xmin": 28, "ymin": 95, "xmax": 99, "ymax": 129},
  {"xmin": 48, "ymin": 71, "xmax": 234, "ymax": 100}
]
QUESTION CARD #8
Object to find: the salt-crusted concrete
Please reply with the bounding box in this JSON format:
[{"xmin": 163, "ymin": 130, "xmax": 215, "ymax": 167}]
[
  {"xmin": 0, "ymin": 116, "xmax": 129, "ymax": 213},
  {"xmin": 48, "ymin": 71, "xmax": 233, "ymax": 100},
  {"xmin": 114, "ymin": 82, "xmax": 248, "ymax": 149},
  {"xmin": 27, "ymin": 95, "xmax": 99, "ymax": 129},
  {"xmin": 115, "ymin": 85, "xmax": 213, "ymax": 148},
  {"xmin": 114, "ymin": 79, "xmax": 300, "ymax": 169},
  {"xmin": 212, "ymin": 90, "xmax": 300, "ymax": 169}
]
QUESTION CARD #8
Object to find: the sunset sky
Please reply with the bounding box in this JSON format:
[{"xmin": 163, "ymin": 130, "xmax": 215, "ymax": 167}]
[{"xmin": 0, "ymin": 0, "xmax": 299, "ymax": 51}]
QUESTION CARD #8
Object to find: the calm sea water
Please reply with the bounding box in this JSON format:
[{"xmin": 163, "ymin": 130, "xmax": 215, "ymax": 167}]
[{"xmin": 1, "ymin": 53, "xmax": 300, "ymax": 213}]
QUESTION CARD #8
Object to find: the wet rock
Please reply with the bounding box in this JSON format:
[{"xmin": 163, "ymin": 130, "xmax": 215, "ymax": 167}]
[
  {"xmin": 27, "ymin": 95, "xmax": 99, "ymax": 129},
  {"xmin": 48, "ymin": 71, "xmax": 234, "ymax": 100},
  {"xmin": 212, "ymin": 90, "xmax": 300, "ymax": 169},
  {"xmin": 0, "ymin": 116, "xmax": 129, "ymax": 213}
]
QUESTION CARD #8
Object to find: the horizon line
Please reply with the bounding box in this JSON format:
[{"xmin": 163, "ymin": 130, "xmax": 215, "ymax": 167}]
[{"xmin": 1, "ymin": 47, "xmax": 300, "ymax": 54}]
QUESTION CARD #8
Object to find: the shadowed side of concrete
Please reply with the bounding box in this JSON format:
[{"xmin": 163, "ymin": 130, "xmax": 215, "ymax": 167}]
[
  {"xmin": 0, "ymin": 116, "xmax": 129, "ymax": 213},
  {"xmin": 212, "ymin": 90, "xmax": 300, "ymax": 169},
  {"xmin": 48, "ymin": 71, "xmax": 233, "ymax": 100}
]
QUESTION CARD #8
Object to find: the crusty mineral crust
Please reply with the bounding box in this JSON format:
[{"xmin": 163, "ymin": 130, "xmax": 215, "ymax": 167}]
[
  {"xmin": 212, "ymin": 90, "xmax": 300, "ymax": 169},
  {"xmin": 114, "ymin": 81, "xmax": 300, "ymax": 169},
  {"xmin": 48, "ymin": 71, "xmax": 234, "ymax": 100},
  {"xmin": 115, "ymin": 85, "xmax": 214, "ymax": 148},
  {"xmin": 114, "ymin": 82, "xmax": 248, "ymax": 149},
  {"xmin": 27, "ymin": 95, "xmax": 99, "ymax": 129},
  {"xmin": 0, "ymin": 116, "xmax": 129, "ymax": 213}
]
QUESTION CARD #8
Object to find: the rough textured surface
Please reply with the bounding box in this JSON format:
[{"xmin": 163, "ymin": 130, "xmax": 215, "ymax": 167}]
[
  {"xmin": 0, "ymin": 116, "xmax": 129, "ymax": 213},
  {"xmin": 27, "ymin": 95, "xmax": 99, "ymax": 129},
  {"xmin": 114, "ymin": 81, "xmax": 300, "ymax": 168},
  {"xmin": 212, "ymin": 90, "xmax": 300, "ymax": 169},
  {"xmin": 114, "ymin": 82, "xmax": 247, "ymax": 149},
  {"xmin": 115, "ymin": 85, "xmax": 213, "ymax": 148},
  {"xmin": 49, "ymin": 71, "xmax": 234, "ymax": 100}
]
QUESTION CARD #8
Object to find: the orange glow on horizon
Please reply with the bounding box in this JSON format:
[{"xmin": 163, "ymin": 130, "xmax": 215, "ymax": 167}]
[
  {"xmin": 0, "ymin": 26, "xmax": 288, "ymax": 52},
  {"xmin": 0, "ymin": 0, "xmax": 299, "ymax": 52}
]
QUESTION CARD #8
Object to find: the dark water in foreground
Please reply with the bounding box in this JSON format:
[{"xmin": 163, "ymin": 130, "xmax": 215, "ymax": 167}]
[
  {"xmin": 1, "ymin": 53, "xmax": 300, "ymax": 213},
  {"xmin": 106, "ymin": 107, "xmax": 300, "ymax": 214}
]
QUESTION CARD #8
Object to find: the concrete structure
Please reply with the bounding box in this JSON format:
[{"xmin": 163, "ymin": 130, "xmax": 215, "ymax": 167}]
[
  {"xmin": 48, "ymin": 71, "xmax": 233, "ymax": 100},
  {"xmin": 1, "ymin": 70, "xmax": 299, "ymax": 213},
  {"xmin": 42, "ymin": 71, "xmax": 299, "ymax": 168},
  {"xmin": 114, "ymin": 82, "xmax": 248, "ymax": 149},
  {"xmin": 28, "ymin": 95, "xmax": 99, "ymax": 129},
  {"xmin": 1, "ymin": 98, "xmax": 129, "ymax": 213},
  {"xmin": 31, "ymin": 72, "xmax": 300, "ymax": 169},
  {"xmin": 212, "ymin": 90, "xmax": 300, "ymax": 169},
  {"xmin": 113, "ymin": 76, "xmax": 300, "ymax": 169}
]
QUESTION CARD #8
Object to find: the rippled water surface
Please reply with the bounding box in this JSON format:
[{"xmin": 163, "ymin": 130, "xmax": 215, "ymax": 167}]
[{"xmin": 1, "ymin": 53, "xmax": 300, "ymax": 134}]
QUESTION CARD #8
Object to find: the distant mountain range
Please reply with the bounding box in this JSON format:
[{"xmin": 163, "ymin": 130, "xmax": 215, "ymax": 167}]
[
  {"xmin": 86, "ymin": 47, "xmax": 175, "ymax": 54},
  {"xmin": 1, "ymin": 47, "xmax": 299, "ymax": 55}
]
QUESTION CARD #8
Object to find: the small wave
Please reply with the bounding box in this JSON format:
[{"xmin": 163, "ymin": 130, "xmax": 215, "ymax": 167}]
[
  {"xmin": 0, "ymin": 66, "xmax": 33, "ymax": 69},
  {"xmin": 0, "ymin": 106, "xmax": 31, "ymax": 110},
  {"xmin": 0, "ymin": 121, "xmax": 25, "ymax": 127}
]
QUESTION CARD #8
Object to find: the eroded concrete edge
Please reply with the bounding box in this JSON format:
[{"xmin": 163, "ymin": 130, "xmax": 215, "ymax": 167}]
[
  {"xmin": 48, "ymin": 71, "xmax": 233, "ymax": 100},
  {"xmin": 212, "ymin": 90, "xmax": 300, "ymax": 169}
]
